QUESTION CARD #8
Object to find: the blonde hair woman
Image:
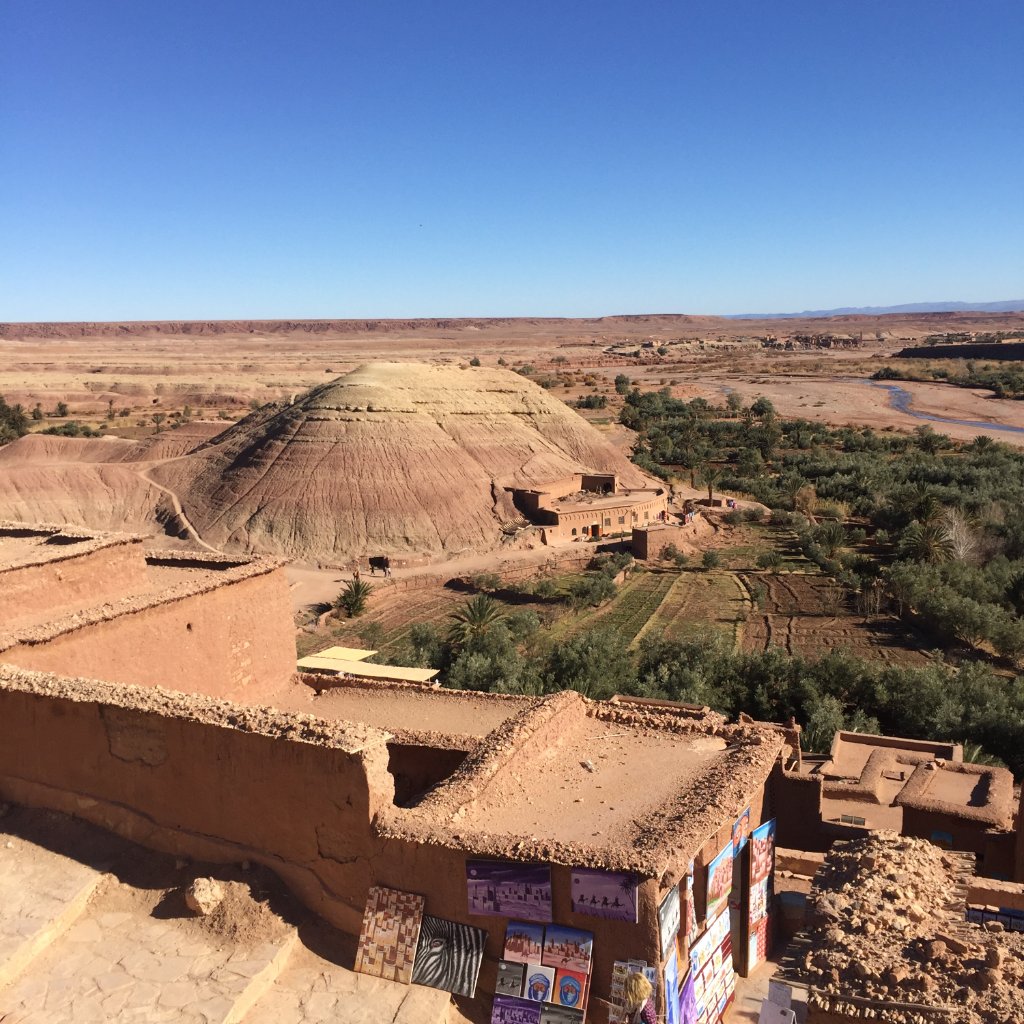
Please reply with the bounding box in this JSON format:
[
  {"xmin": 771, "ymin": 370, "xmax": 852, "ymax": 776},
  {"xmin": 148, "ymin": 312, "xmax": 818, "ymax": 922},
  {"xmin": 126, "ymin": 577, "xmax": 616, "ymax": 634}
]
[{"xmin": 622, "ymin": 971, "xmax": 656, "ymax": 1024}]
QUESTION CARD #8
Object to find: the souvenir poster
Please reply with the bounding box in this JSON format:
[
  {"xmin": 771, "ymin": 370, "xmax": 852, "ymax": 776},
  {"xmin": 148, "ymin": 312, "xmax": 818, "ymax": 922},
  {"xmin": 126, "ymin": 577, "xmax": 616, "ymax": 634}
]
[
  {"xmin": 553, "ymin": 968, "xmax": 588, "ymax": 1009},
  {"xmin": 684, "ymin": 870, "xmax": 698, "ymax": 947},
  {"xmin": 491, "ymin": 994, "xmax": 543, "ymax": 1024},
  {"xmin": 705, "ymin": 843, "xmax": 733, "ymax": 925},
  {"xmin": 609, "ymin": 959, "xmax": 656, "ymax": 1017},
  {"xmin": 505, "ymin": 921, "xmax": 545, "ymax": 963},
  {"xmin": 663, "ymin": 947, "xmax": 681, "ymax": 1024},
  {"xmin": 497, "ymin": 960, "xmax": 527, "ymax": 997},
  {"xmin": 680, "ymin": 969, "xmax": 697, "ymax": 1024},
  {"xmin": 658, "ymin": 884, "xmax": 681, "ymax": 956},
  {"xmin": 411, "ymin": 914, "xmax": 487, "ymax": 998},
  {"xmin": 353, "ymin": 885, "xmax": 425, "ymax": 985},
  {"xmin": 689, "ymin": 908, "xmax": 734, "ymax": 1024},
  {"xmin": 468, "ymin": 860, "xmax": 553, "ymax": 922},
  {"xmin": 732, "ymin": 807, "xmax": 751, "ymax": 854},
  {"xmin": 539, "ymin": 1007, "xmax": 584, "ymax": 1024},
  {"xmin": 522, "ymin": 964, "xmax": 556, "ymax": 1002},
  {"xmin": 570, "ymin": 867, "xmax": 639, "ymax": 922},
  {"xmin": 749, "ymin": 819, "xmax": 777, "ymax": 887},
  {"xmin": 747, "ymin": 818, "xmax": 777, "ymax": 972},
  {"xmin": 542, "ymin": 925, "xmax": 594, "ymax": 974}
]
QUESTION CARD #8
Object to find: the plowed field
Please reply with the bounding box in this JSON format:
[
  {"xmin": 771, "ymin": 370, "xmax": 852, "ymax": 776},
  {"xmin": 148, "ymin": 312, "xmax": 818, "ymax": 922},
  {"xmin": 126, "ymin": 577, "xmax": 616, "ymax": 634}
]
[{"xmin": 739, "ymin": 572, "xmax": 933, "ymax": 666}]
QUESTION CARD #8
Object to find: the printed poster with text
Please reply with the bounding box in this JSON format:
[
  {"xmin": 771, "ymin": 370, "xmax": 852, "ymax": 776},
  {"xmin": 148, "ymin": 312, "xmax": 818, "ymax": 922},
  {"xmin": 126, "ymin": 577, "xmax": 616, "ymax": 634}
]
[
  {"xmin": 747, "ymin": 818, "xmax": 776, "ymax": 972},
  {"xmin": 704, "ymin": 842, "xmax": 733, "ymax": 925}
]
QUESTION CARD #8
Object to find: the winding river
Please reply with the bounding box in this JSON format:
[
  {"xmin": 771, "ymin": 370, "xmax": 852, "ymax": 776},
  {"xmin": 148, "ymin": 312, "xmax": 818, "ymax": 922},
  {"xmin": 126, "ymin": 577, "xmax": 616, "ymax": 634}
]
[{"xmin": 867, "ymin": 381, "xmax": 1024, "ymax": 437}]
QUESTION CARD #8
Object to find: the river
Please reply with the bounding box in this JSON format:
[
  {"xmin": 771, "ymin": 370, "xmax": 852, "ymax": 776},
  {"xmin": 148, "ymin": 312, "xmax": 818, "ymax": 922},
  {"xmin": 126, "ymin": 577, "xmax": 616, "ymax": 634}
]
[{"xmin": 867, "ymin": 381, "xmax": 1024, "ymax": 437}]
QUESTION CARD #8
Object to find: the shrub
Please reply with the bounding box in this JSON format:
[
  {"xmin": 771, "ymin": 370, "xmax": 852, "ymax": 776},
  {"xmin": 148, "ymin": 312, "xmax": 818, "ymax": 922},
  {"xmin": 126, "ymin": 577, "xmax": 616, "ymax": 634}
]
[
  {"xmin": 702, "ymin": 550, "xmax": 722, "ymax": 570},
  {"xmin": 756, "ymin": 551, "xmax": 783, "ymax": 570},
  {"xmin": 335, "ymin": 579, "xmax": 373, "ymax": 617}
]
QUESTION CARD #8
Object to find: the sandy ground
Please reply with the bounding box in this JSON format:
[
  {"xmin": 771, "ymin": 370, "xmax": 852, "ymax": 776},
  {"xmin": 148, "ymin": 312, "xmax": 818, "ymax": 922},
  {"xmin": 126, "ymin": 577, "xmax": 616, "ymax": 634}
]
[
  {"xmin": 274, "ymin": 683, "xmax": 532, "ymax": 739},
  {"xmin": 668, "ymin": 374, "xmax": 1024, "ymax": 445},
  {"xmin": 458, "ymin": 717, "xmax": 726, "ymax": 846}
]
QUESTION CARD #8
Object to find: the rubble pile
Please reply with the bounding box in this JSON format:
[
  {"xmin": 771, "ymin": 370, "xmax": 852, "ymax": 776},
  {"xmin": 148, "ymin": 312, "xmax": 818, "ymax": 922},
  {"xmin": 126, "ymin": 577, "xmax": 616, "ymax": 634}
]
[{"xmin": 799, "ymin": 832, "xmax": 1024, "ymax": 1023}]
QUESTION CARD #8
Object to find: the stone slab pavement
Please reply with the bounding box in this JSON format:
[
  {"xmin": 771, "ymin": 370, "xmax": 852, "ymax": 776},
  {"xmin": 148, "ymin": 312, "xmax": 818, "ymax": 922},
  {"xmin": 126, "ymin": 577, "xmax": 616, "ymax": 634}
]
[
  {"xmin": 0, "ymin": 823, "xmax": 107, "ymax": 992},
  {"xmin": 0, "ymin": 888, "xmax": 296, "ymax": 1024},
  {"xmin": 243, "ymin": 943, "xmax": 453, "ymax": 1024}
]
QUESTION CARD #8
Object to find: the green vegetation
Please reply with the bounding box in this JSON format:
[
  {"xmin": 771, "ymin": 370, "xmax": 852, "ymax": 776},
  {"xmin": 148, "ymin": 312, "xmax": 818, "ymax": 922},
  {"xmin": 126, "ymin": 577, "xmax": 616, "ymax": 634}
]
[
  {"xmin": 335, "ymin": 578, "xmax": 373, "ymax": 617},
  {"xmin": 0, "ymin": 395, "xmax": 30, "ymax": 444},
  {"xmin": 314, "ymin": 383, "xmax": 1024, "ymax": 772},
  {"xmin": 874, "ymin": 361, "xmax": 1024, "ymax": 399},
  {"xmin": 40, "ymin": 421, "xmax": 103, "ymax": 438}
]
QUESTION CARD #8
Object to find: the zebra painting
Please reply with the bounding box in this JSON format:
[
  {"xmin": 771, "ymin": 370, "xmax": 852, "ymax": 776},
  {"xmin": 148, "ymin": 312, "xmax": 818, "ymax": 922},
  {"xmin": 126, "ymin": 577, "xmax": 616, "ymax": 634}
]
[{"xmin": 412, "ymin": 914, "xmax": 487, "ymax": 997}]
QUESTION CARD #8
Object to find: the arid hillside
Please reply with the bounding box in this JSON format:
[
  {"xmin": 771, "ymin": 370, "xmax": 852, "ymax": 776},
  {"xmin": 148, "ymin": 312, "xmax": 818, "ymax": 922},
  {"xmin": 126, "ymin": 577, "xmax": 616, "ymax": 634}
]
[
  {"xmin": 153, "ymin": 362, "xmax": 652, "ymax": 561},
  {"xmin": 0, "ymin": 364, "xmax": 655, "ymax": 562}
]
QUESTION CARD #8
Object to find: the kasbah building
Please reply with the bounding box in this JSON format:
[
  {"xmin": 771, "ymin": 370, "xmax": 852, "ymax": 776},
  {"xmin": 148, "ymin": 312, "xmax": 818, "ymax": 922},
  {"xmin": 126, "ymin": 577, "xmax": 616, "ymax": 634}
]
[{"xmin": 0, "ymin": 520, "xmax": 1022, "ymax": 1023}]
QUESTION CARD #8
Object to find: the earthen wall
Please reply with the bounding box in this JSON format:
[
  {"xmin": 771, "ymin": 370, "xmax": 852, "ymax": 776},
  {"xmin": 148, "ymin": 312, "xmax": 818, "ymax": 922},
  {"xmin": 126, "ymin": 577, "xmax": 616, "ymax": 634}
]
[
  {"xmin": 1018, "ymin": 789, "xmax": 1024, "ymax": 883},
  {"xmin": 370, "ymin": 837, "xmax": 663, "ymax": 1021},
  {"xmin": 900, "ymin": 806, "xmax": 1003, "ymax": 869},
  {"xmin": 1, "ymin": 569, "xmax": 295, "ymax": 702},
  {"xmin": 0, "ymin": 541, "xmax": 147, "ymax": 630},
  {"xmin": 770, "ymin": 766, "xmax": 828, "ymax": 851},
  {"xmin": 0, "ymin": 671, "xmax": 393, "ymax": 935}
]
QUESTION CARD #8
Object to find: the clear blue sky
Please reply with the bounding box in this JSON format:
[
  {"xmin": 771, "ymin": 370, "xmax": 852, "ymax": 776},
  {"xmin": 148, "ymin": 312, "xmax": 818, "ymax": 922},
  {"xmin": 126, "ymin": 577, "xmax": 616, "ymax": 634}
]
[{"xmin": 2, "ymin": 1, "xmax": 1022, "ymax": 320}]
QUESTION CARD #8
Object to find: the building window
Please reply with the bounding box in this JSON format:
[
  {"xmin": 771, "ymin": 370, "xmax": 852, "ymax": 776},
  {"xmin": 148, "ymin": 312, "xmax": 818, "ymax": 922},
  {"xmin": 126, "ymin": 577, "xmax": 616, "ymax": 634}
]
[
  {"xmin": 618, "ymin": 516, "xmax": 625, "ymax": 525},
  {"xmin": 571, "ymin": 528, "xmax": 577, "ymax": 535},
  {"xmin": 644, "ymin": 511, "xmax": 649, "ymax": 520},
  {"xmin": 604, "ymin": 518, "xmax": 611, "ymax": 527}
]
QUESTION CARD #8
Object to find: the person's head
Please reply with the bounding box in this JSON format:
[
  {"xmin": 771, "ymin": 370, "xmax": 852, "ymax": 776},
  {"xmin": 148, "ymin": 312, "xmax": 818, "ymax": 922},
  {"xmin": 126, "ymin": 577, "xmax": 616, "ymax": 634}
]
[{"xmin": 623, "ymin": 971, "xmax": 653, "ymax": 1010}]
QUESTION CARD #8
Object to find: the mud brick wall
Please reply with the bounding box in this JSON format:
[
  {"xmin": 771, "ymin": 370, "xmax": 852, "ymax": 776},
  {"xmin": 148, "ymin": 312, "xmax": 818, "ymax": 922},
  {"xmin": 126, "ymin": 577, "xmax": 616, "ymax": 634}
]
[
  {"xmin": 0, "ymin": 668, "xmax": 393, "ymax": 935},
  {"xmin": 371, "ymin": 836, "xmax": 663, "ymax": 1024},
  {"xmin": 0, "ymin": 538, "xmax": 147, "ymax": 631},
  {"xmin": 2, "ymin": 569, "xmax": 295, "ymax": 702}
]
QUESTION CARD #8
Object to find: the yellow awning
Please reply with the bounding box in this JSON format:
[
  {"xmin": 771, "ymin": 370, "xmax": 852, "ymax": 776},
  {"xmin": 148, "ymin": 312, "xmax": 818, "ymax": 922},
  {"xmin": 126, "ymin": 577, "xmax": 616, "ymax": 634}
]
[
  {"xmin": 297, "ymin": 656, "xmax": 438, "ymax": 683},
  {"xmin": 304, "ymin": 645, "xmax": 378, "ymax": 662}
]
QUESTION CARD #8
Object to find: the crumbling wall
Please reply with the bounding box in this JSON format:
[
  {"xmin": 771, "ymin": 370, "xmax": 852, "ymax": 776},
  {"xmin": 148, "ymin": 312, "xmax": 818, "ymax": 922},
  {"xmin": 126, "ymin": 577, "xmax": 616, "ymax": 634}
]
[
  {"xmin": 0, "ymin": 666, "xmax": 392, "ymax": 934},
  {"xmin": 1, "ymin": 568, "xmax": 295, "ymax": 702},
  {"xmin": 0, "ymin": 535, "xmax": 147, "ymax": 630},
  {"xmin": 1018, "ymin": 788, "xmax": 1024, "ymax": 883}
]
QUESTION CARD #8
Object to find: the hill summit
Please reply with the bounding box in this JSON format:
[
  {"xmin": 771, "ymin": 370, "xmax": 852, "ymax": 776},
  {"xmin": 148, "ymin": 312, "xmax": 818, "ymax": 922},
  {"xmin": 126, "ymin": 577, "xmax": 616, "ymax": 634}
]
[{"xmin": 150, "ymin": 362, "xmax": 653, "ymax": 561}]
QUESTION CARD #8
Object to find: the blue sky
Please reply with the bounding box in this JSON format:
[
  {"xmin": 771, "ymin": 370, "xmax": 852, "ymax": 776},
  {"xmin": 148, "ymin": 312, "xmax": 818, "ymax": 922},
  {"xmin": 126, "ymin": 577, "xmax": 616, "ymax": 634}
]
[{"xmin": 2, "ymin": 1, "xmax": 1022, "ymax": 320}]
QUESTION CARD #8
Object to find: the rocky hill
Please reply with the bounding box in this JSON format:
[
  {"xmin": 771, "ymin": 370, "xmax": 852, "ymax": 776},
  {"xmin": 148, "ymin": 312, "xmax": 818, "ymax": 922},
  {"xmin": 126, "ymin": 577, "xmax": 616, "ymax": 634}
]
[
  {"xmin": 0, "ymin": 364, "xmax": 653, "ymax": 561},
  {"xmin": 150, "ymin": 362, "xmax": 653, "ymax": 562}
]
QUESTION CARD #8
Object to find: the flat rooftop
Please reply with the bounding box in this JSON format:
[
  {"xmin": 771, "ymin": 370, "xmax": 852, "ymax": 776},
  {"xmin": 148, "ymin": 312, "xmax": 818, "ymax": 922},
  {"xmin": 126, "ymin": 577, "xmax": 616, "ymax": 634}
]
[
  {"xmin": 0, "ymin": 544, "xmax": 285, "ymax": 653},
  {"xmin": 279, "ymin": 678, "xmax": 536, "ymax": 744},
  {"xmin": 380, "ymin": 693, "xmax": 785, "ymax": 875},
  {"xmin": 457, "ymin": 713, "xmax": 727, "ymax": 846},
  {"xmin": 0, "ymin": 522, "xmax": 135, "ymax": 571},
  {"xmin": 545, "ymin": 488, "xmax": 663, "ymax": 513}
]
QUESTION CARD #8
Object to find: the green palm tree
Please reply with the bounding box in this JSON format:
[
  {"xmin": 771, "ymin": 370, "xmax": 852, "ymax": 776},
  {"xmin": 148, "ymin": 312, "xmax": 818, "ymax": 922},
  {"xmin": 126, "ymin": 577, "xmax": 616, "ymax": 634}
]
[
  {"xmin": 961, "ymin": 742, "xmax": 1004, "ymax": 767},
  {"xmin": 448, "ymin": 594, "xmax": 506, "ymax": 644},
  {"xmin": 699, "ymin": 464, "xmax": 724, "ymax": 504},
  {"xmin": 899, "ymin": 521, "xmax": 953, "ymax": 563},
  {"xmin": 335, "ymin": 578, "xmax": 373, "ymax": 617}
]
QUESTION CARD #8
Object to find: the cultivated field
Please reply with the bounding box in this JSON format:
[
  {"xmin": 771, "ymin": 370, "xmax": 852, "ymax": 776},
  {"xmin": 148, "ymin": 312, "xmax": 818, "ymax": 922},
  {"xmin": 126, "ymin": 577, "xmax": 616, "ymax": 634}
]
[{"xmin": 738, "ymin": 572, "xmax": 934, "ymax": 667}]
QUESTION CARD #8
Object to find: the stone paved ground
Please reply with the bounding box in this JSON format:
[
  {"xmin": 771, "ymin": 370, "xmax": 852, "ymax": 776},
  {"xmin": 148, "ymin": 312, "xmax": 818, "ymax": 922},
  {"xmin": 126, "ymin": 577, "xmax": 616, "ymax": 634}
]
[
  {"xmin": 0, "ymin": 822, "xmax": 106, "ymax": 991},
  {"xmin": 244, "ymin": 944, "xmax": 452, "ymax": 1024},
  {"xmin": 0, "ymin": 884, "xmax": 296, "ymax": 1024},
  {"xmin": 0, "ymin": 807, "xmax": 454, "ymax": 1024}
]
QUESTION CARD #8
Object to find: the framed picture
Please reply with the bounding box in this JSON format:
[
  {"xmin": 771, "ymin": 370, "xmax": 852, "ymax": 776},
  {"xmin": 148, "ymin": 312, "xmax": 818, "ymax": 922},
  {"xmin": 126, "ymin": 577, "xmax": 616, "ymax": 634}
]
[
  {"xmin": 658, "ymin": 885, "xmax": 681, "ymax": 956},
  {"xmin": 354, "ymin": 886, "xmax": 425, "ymax": 985},
  {"xmin": 570, "ymin": 867, "xmax": 639, "ymax": 922},
  {"xmin": 411, "ymin": 914, "xmax": 487, "ymax": 998},
  {"xmin": 705, "ymin": 843, "xmax": 733, "ymax": 924},
  {"xmin": 467, "ymin": 860, "xmax": 552, "ymax": 922}
]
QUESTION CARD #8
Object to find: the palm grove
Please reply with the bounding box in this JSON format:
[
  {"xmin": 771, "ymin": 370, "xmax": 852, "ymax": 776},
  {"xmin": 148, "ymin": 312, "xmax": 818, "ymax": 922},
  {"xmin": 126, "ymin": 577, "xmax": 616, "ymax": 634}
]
[{"xmin": 352, "ymin": 385, "xmax": 1024, "ymax": 776}]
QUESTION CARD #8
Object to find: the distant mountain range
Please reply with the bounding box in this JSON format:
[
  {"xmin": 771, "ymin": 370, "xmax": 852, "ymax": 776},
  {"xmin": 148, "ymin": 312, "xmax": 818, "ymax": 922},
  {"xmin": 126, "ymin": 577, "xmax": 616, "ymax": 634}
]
[{"xmin": 727, "ymin": 300, "xmax": 1024, "ymax": 319}]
